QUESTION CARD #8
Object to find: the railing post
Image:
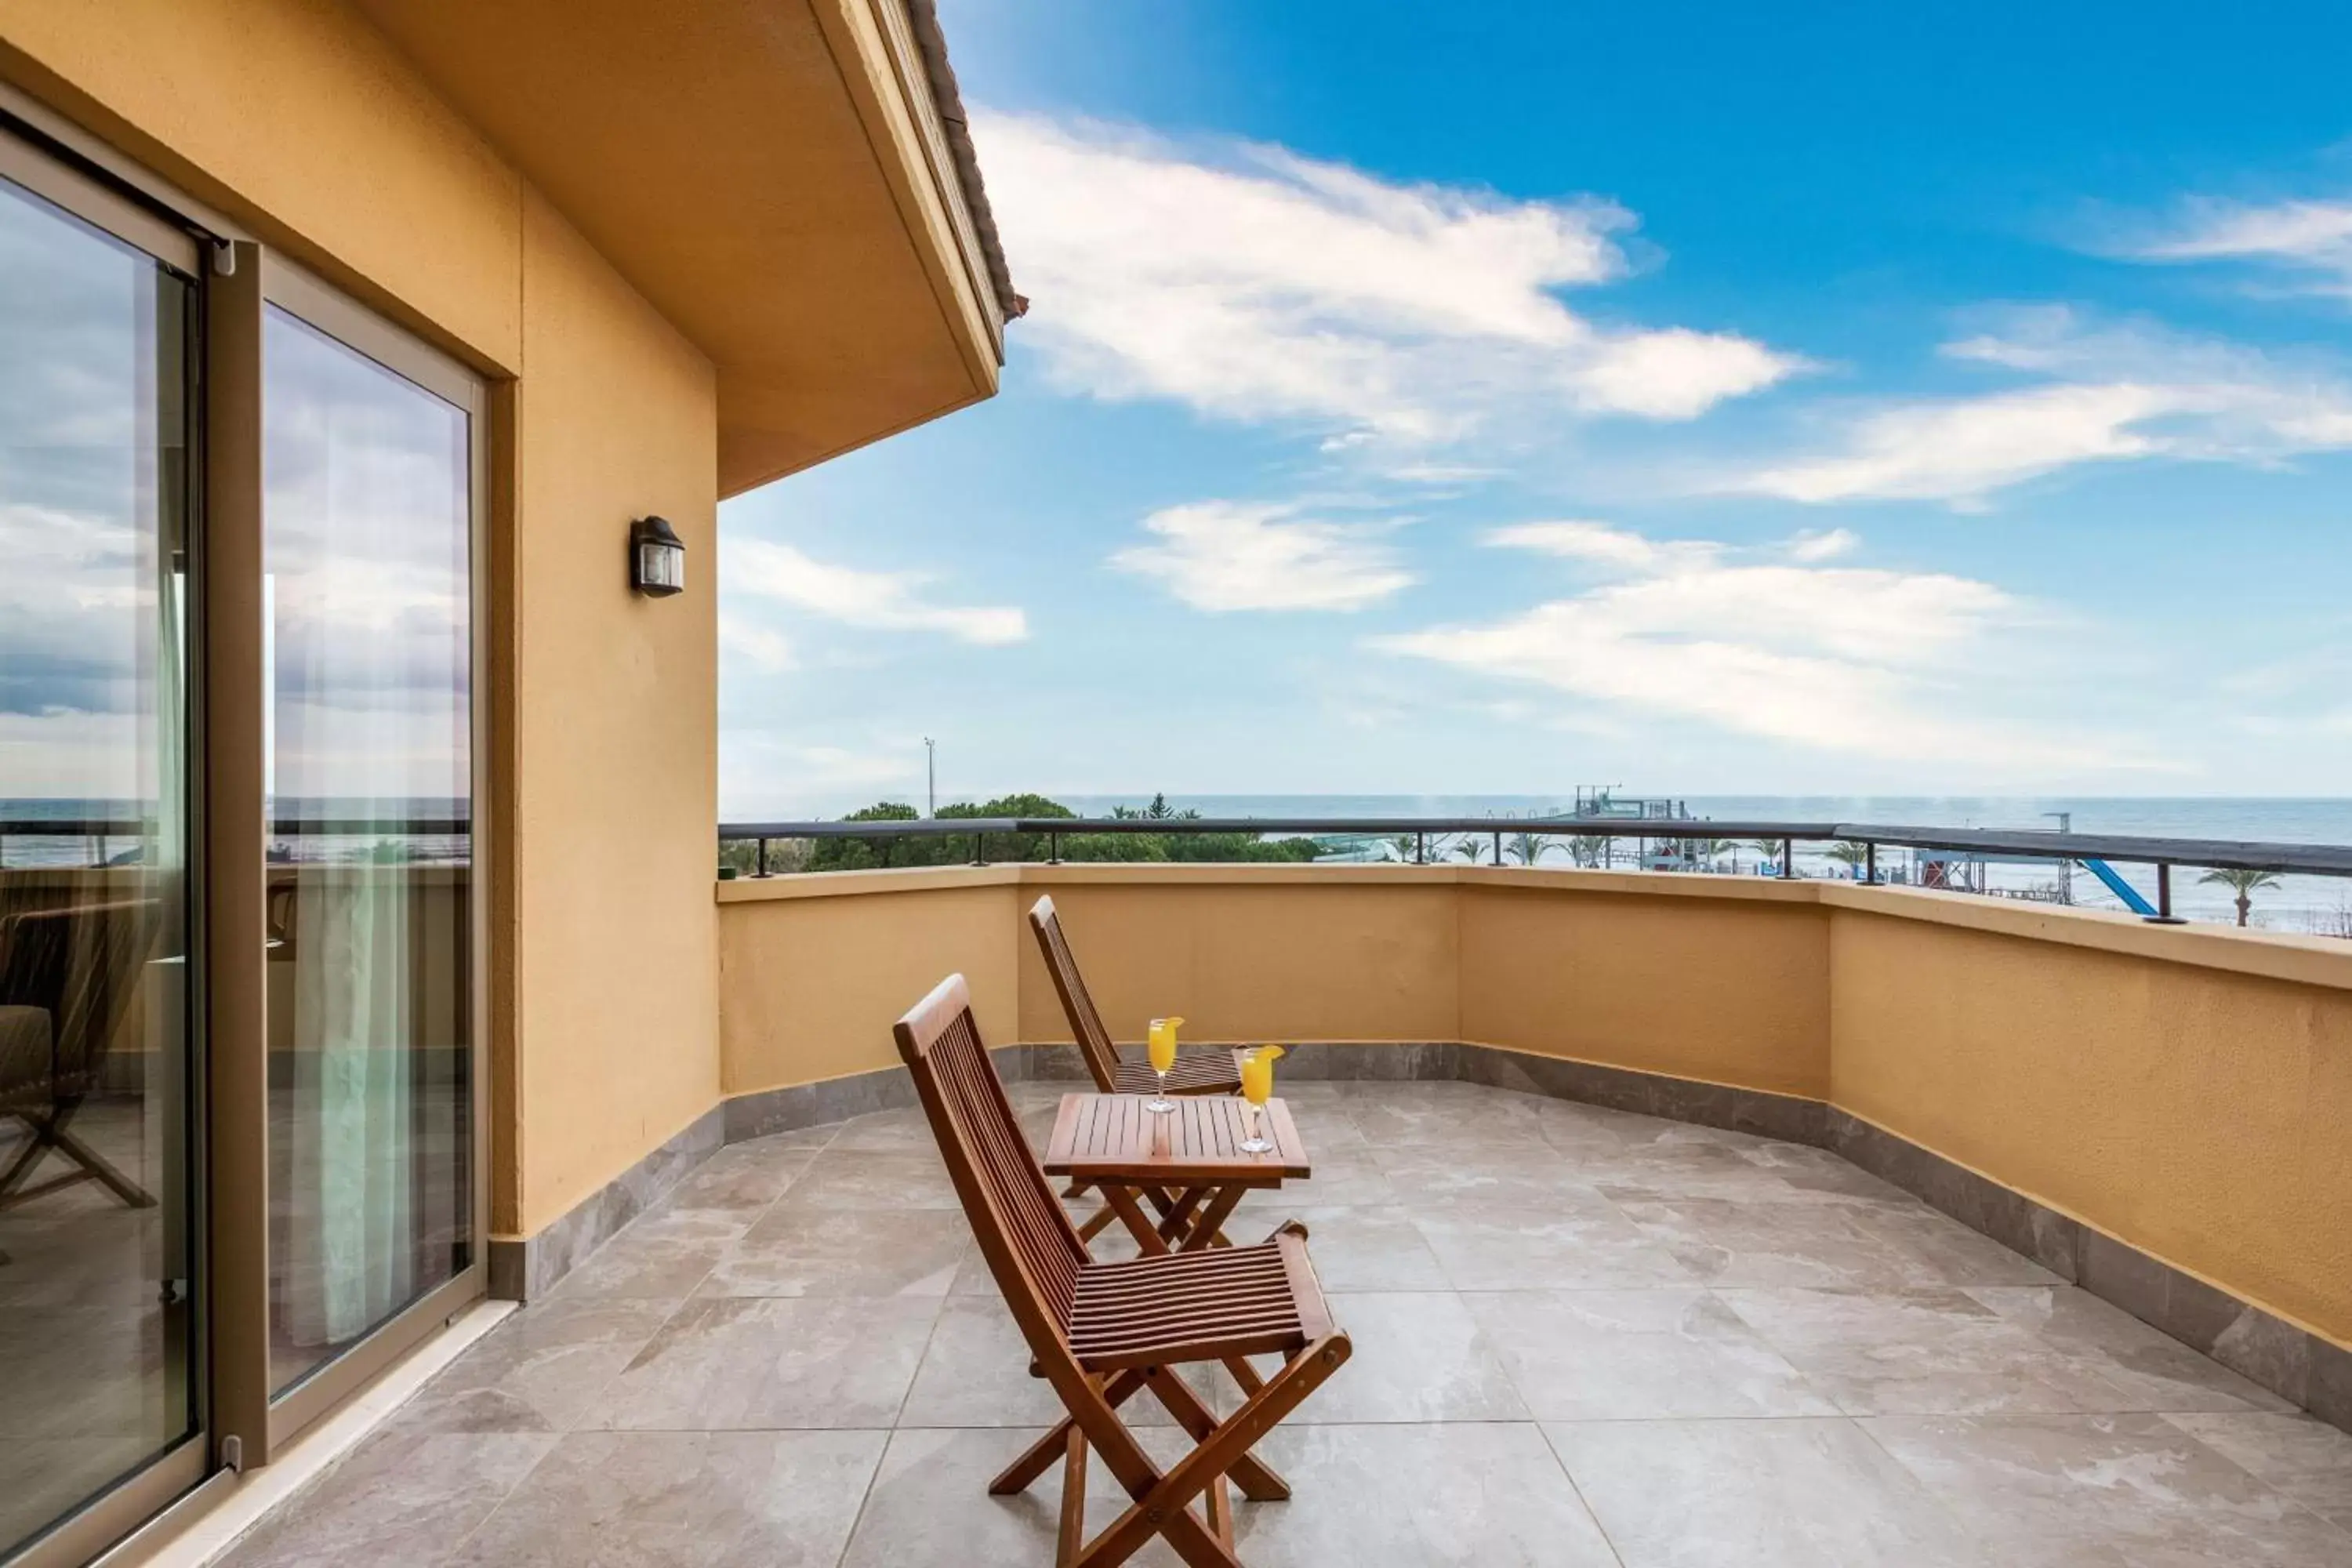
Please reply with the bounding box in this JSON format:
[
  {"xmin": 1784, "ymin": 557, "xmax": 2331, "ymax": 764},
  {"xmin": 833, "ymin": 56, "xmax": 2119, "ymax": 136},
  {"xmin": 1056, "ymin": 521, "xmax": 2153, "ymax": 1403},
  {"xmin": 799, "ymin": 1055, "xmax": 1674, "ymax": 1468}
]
[
  {"xmin": 757, "ymin": 837, "xmax": 770, "ymax": 877},
  {"xmin": 1494, "ymin": 829, "xmax": 1502, "ymax": 865},
  {"xmin": 1865, "ymin": 841, "xmax": 1877, "ymax": 885},
  {"xmin": 972, "ymin": 833, "xmax": 985, "ymax": 866},
  {"xmin": 2146, "ymin": 862, "xmax": 2187, "ymax": 924},
  {"xmin": 1784, "ymin": 838, "xmax": 1795, "ymax": 880},
  {"xmin": 1415, "ymin": 831, "xmax": 1425, "ymax": 865},
  {"xmin": 1048, "ymin": 831, "xmax": 1061, "ymax": 865}
]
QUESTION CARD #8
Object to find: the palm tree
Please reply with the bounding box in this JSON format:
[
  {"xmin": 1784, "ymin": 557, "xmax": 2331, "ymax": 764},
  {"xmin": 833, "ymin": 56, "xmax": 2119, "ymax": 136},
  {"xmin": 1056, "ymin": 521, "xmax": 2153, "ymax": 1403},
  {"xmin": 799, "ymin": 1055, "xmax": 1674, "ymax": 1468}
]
[
  {"xmin": 1451, "ymin": 835, "xmax": 1486, "ymax": 864},
  {"xmin": 1748, "ymin": 839, "xmax": 1786, "ymax": 877},
  {"xmin": 1824, "ymin": 840, "xmax": 1872, "ymax": 879},
  {"xmin": 1508, "ymin": 831, "xmax": 1555, "ymax": 866},
  {"xmin": 2199, "ymin": 866, "xmax": 2282, "ymax": 927}
]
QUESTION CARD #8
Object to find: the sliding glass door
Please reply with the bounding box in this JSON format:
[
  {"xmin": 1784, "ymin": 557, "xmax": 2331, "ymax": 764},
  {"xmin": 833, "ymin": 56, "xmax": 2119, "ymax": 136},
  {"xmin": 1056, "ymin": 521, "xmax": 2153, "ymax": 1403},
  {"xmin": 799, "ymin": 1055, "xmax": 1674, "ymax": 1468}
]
[
  {"xmin": 260, "ymin": 293, "xmax": 477, "ymax": 1398},
  {"xmin": 0, "ymin": 116, "xmax": 488, "ymax": 1563},
  {"xmin": 0, "ymin": 144, "xmax": 201, "ymax": 1558}
]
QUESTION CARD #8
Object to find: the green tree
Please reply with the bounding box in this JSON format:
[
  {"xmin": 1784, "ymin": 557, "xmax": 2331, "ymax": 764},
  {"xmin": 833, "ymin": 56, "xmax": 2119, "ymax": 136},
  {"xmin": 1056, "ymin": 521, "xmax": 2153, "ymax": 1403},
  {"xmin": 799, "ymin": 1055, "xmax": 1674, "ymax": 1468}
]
[
  {"xmin": 2198, "ymin": 866, "xmax": 2282, "ymax": 927},
  {"xmin": 1507, "ymin": 831, "xmax": 1555, "ymax": 865},
  {"xmin": 1747, "ymin": 839, "xmax": 1786, "ymax": 876},
  {"xmin": 1824, "ymin": 840, "xmax": 1873, "ymax": 878}
]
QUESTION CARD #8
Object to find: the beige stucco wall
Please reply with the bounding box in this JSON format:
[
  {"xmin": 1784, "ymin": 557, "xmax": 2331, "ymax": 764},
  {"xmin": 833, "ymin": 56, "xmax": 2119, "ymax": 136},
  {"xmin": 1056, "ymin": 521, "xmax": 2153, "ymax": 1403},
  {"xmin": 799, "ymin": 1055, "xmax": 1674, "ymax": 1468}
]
[
  {"xmin": 720, "ymin": 870, "xmax": 1021, "ymax": 1094},
  {"xmin": 716, "ymin": 864, "xmax": 2352, "ymax": 1345},
  {"xmin": 1014, "ymin": 866, "xmax": 1461, "ymax": 1048},
  {"xmin": 0, "ymin": 0, "xmax": 724, "ymax": 1239},
  {"xmin": 505, "ymin": 188, "xmax": 720, "ymax": 1233},
  {"xmin": 1827, "ymin": 893, "xmax": 2352, "ymax": 1345},
  {"xmin": 1461, "ymin": 873, "xmax": 1830, "ymax": 1098}
]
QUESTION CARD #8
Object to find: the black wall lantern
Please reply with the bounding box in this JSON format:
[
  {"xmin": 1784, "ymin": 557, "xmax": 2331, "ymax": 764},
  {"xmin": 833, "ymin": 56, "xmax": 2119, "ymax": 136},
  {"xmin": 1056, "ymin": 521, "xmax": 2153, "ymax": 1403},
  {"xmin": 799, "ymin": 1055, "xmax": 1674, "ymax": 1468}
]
[{"xmin": 630, "ymin": 515, "xmax": 685, "ymax": 597}]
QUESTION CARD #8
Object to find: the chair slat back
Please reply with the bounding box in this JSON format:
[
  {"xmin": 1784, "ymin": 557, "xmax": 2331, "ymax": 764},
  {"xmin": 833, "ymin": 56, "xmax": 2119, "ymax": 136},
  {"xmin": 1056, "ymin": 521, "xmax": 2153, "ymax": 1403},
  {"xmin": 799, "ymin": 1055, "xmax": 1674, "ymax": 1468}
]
[
  {"xmin": 1027, "ymin": 895, "xmax": 1124, "ymax": 1093},
  {"xmin": 895, "ymin": 974, "xmax": 1086, "ymax": 1332}
]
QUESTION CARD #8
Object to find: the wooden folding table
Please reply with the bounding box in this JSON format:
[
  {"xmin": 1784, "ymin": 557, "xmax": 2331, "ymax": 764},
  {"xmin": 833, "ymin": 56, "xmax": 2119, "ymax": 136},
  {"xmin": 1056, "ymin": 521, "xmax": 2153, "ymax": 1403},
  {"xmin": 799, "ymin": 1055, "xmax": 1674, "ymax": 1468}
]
[{"xmin": 1042, "ymin": 1091, "xmax": 1311, "ymax": 1258}]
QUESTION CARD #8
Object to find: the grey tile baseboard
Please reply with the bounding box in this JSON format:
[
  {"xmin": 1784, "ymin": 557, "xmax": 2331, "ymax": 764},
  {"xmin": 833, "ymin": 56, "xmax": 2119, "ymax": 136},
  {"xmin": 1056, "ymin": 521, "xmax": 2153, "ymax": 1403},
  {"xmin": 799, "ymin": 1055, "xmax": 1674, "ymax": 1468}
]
[
  {"xmin": 1822, "ymin": 1105, "xmax": 2350, "ymax": 1432},
  {"xmin": 490, "ymin": 1037, "xmax": 2352, "ymax": 1436},
  {"xmin": 488, "ymin": 1102, "xmax": 723, "ymax": 1302}
]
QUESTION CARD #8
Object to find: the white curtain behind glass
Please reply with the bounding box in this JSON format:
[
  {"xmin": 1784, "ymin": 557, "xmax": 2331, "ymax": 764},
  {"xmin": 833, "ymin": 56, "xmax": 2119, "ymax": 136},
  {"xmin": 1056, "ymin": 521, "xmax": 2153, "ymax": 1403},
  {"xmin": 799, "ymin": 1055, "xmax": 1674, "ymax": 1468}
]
[{"xmin": 263, "ymin": 307, "xmax": 469, "ymax": 1361}]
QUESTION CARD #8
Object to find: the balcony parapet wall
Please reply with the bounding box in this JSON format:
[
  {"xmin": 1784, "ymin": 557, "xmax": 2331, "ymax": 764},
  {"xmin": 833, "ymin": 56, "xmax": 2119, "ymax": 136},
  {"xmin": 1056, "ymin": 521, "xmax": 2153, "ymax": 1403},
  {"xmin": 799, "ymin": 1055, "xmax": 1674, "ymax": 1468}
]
[{"xmin": 717, "ymin": 862, "xmax": 2352, "ymax": 1372}]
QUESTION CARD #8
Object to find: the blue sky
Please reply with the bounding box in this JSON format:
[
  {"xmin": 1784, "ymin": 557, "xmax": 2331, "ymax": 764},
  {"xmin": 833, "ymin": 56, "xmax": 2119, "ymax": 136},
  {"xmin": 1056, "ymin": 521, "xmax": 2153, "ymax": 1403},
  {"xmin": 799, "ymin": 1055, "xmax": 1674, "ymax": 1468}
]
[{"xmin": 717, "ymin": 1, "xmax": 2352, "ymax": 816}]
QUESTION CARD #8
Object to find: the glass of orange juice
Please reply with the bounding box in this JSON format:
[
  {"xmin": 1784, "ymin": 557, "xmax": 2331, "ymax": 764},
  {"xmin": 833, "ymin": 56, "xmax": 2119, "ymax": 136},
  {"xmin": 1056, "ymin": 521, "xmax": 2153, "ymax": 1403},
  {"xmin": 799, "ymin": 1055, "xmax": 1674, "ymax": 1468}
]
[
  {"xmin": 1145, "ymin": 1016, "xmax": 1183, "ymax": 1113},
  {"xmin": 1239, "ymin": 1045, "xmax": 1283, "ymax": 1153}
]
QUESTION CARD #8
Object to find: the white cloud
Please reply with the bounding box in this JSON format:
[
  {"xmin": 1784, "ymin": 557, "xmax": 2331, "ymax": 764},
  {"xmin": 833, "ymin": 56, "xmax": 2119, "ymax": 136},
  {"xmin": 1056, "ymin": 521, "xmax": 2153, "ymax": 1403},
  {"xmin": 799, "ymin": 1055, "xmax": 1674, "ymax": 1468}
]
[
  {"xmin": 972, "ymin": 111, "xmax": 1802, "ymax": 448},
  {"xmin": 1380, "ymin": 522, "xmax": 2117, "ymax": 767},
  {"xmin": 1110, "ymin": 501, "xmax": 1415, "ymax": 612},
  {"xmin": 2122, "ymin": 196, "xmax": 2352, "ymax": 295},
  {"xmin": 1787, "ymin": 527, "xmax": 1860, "ymax": 562},
  {"xmin": 719, "ymin": 615, "xmax": 795, "ymax": 673},
  {"xmin": 1736, "ymin": 310, "xmax": 2352, "ymax": 504},
  {"xmin": 1479, "ymin": 520, "xmax": 1722, "ymax": 572},
  {"xmin": 728, "ymin": 539, "xmax": 1027, "ymax": 646}
]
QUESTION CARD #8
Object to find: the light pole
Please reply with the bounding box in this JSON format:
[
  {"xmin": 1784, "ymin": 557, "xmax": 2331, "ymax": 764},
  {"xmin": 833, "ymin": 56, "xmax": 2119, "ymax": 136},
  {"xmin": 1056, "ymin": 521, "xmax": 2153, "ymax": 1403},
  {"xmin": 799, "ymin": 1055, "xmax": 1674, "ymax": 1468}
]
[{"xmin": 924, "ymin": 737, "xmax": 936, "ymax": 818}]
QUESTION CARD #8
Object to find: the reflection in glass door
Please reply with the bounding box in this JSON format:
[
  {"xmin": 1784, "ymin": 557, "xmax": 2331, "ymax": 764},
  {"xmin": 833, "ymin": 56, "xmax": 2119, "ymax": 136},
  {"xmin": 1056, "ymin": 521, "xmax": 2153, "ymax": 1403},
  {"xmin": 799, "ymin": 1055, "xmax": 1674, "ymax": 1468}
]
[
  {"xmin": 261, "ymin": 305, "xmax": 474, "ymax": 1394},
  {"xmin": 0, "ymin": 166, "xmax": 199, "ymax": 1553}
]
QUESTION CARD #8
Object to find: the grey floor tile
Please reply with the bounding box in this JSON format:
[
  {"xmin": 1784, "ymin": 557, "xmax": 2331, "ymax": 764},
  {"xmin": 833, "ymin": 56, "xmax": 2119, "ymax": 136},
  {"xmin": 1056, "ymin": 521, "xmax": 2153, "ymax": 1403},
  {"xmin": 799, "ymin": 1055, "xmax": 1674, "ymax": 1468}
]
[
  {"xmin": 1240, "ymin": 1203, "xmax": 1449, "ymax": 1290},
  {"xmin": 546, "ymin": 1213, "xmax": 742, "ymax": 1302},
  {"xmin": 838, "ymin": 1425, "xmax": 1189, "ymax": 1568},
  {"xmin": 391, "ymin": 1297, "xmax": 679, "ymax": 1435},
  {"xmin": 445, "ymin": 1428, "xmax": 885, "ymax": 1567},
  {"xmin": 217, "ymin": 1428, "xmax": 557, "ymax": 1568},
  {"xmin": 199, "ymin": 1081, "xmax": 2335, "ymax": 1568},
  {"xmin": 1412, "ymin": 1196, "xmax": 1698, "ymax": 1290},
  {"xmin": 1374, "ymin": 1145, "xmax": 1592, "ymax": 1208},
  {"xmin": 1343, "ymin": 1082, "xmax": 1552, "ymax": 1145},
  {"xmin": 1616, "ymin": 1197, "xmax": 1929, "ymax": 1290},
  {"xmin": 1867, "ymin": 1412, "xmax": 2352, "ymax": 1567},
  {"xmin": 827, "ymin": 1107, "xmax": 949, "ymax": 1153},
  {"xmin": 896, "ymin": 1295, "xmax": 1071, "ymax": 1428},
  {"xmin": 1304, "ymin": 1293, "xmax": 1527, "ymax": 1423},
  {"xmin": 650, "ymin": 1145, "xmax": 813, "ymax": 1219},
  {"xmin": 1969, "ymin": 1286, "xmax": 2292, "ymax": 1413},
  {"xmin": 1719, "ymin": 1287, "xmax": 2142, "ymax": 1416},
  {"xmin": 1468, "ymin": 1288, "xmax": 1838, "ymax": 1420},
  {"xmin": 699, "ymin": 1205, "xmax": 971, "ymax": 1298},
  {"xmin": 2164, "ymin": 1412, "xmax": 2352, "ymax": 1534},
  {"xmin": 1544, "ymin": 1416, "xmax": 1978, "ymax": 1568},
  {"xmin": 583, "ymin": 1295, "xmax": 941, "ymax": 1430},
  {"xmin": 771, "ymin": 1151, "xmax": 960, "ymax": 1211},
  {"xmin": 1843, "ymin": 1200, "xmax": 2063, "ymax": 1287},
  {"xmin": 1232, "ymin": 1422, "xmax": 1620, "ymax": 1566}
]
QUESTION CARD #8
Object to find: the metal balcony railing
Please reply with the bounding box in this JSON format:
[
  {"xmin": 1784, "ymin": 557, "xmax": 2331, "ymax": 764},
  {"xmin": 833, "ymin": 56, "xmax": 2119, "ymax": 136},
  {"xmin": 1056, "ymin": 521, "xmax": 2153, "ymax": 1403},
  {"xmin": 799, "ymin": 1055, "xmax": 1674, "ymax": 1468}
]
[{"xmin": 717, "ymin": 815, "xmax": 2352, "ymax": 924}]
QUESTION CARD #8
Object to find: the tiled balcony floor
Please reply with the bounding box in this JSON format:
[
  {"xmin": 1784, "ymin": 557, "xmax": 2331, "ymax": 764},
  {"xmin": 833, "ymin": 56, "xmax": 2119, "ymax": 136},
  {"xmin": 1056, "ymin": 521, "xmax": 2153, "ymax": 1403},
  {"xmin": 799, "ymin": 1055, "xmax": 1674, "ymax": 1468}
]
[{"xmin": 220, "ymin": 1081, "xmax": 2352, "ymax": 1566}]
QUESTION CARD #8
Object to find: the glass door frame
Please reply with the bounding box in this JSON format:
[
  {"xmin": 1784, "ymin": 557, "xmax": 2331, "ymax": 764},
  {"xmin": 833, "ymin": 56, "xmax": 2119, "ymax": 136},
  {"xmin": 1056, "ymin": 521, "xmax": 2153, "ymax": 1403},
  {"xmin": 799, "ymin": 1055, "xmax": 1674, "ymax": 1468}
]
[
  {"xmin": 0, "ymin": 120, "xmax": 212, "ymax": 1568},
  {"xmin": 0, "ymin": 107, "xmax": 495, "ymax": 1568},
  {"xmin": 241, "ymin": 256, "xmax": 494, "ymax": 1454}
]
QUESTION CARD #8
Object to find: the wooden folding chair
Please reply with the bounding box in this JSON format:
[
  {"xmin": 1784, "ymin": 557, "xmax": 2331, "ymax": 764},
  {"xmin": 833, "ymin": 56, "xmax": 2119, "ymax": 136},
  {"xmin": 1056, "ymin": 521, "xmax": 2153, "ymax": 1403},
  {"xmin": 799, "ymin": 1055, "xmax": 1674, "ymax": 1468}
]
[
  {"xmin": 0, "ymin": 898, "xmax": 161, "ymax": 1211},
  {"xmin": 896, "ymin": 974, "xmax": 1350, "ymax": 1568},
  {"xmin": 1029, "ymin": 895, "xmax": 1249, "ymax": 1243},
  {"xmin": 1029, "ymin": 895, "xmax": 1240, "ymax": 1098}
]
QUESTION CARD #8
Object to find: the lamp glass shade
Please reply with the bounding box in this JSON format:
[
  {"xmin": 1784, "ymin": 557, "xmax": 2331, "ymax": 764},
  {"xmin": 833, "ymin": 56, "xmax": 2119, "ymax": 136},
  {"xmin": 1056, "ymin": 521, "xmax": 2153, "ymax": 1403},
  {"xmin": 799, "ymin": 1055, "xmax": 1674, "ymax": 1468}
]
[{"xmin": 630, "ymin": 517, "xmax": 685, "ymax": 596}]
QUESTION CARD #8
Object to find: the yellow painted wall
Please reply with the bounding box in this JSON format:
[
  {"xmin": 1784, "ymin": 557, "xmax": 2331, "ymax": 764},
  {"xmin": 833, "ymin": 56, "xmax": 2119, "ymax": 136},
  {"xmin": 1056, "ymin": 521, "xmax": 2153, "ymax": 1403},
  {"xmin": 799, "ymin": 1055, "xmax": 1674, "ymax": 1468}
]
[
  {"xmin": 506, "ymin": 188, "xmax": 719, "ymax": 1232},
  {"xmin": 0, "ymin": 0, "xmax": 524, "ymax": 370},
  {"xmin": 1830, "ymin": 900, "xmax": 2352, "ymax": 1343},
  {"xmin": 715, "ymin": 866, "xmax": 2352, "ymax": 1345},
  {"xmin": 1, "ymin": 0, "xmax": 724, "ymax": 1239},
  {"xmin": 1461, "ymin": 874, "xmax": 1829, "ymax": 1098},
  {"xmin": 718, "ymin": 871, "xmax": 1021, "ymax": 1094},
  {"xmin": 1014, "ymin": 866, "xmax": 1460, "ymax": 1047}
]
